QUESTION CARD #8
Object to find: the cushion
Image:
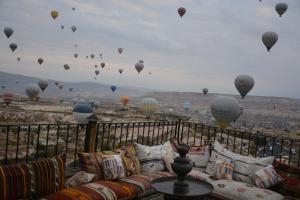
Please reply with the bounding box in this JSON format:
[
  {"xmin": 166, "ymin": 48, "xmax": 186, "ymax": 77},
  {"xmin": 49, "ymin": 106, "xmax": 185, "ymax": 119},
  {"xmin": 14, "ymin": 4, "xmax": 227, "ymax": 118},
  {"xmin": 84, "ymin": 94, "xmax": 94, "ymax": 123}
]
[
  {"xmin": 102, "ymin": 155, "xmax": 126, "ymax": 180},
  {"xmin": 27, "ymin": 154, "xmax": 66, "ymax": 199},
  {"xmin": 0, "ymin": 163, "xmax": 31, "ymax": 200},
  {"xmin": 115, "ymin": 144, "xmax": 141, "ymax": 176},
  {"xmin": 211, "ymin": 159, "xmax": 235, "ymax": 180},
  {"xmin": 211, "ymin": 179, "xmax": 284, "ymax": 200},
  {"xmin": 206, "ymin": 140, "xmax": 274, "ymax": 184},
  {"xmin": 134, "ymin": 143, "xmax": 165, "ymax": 172},
  {"xmin": 252, "ymin": 165, "xmax": 283, "ymax": 189},
  {"xmin": 78, "ymin": 152, "xmax": 105, "ymax": 180},
  {"xmin": 161, "ymin": 154, "xmax": 174, "ymax": 174},
  {"xmin": 187, "ymin": 145, "xmax": 210, "ymax": 172},
  {"xmin": 187, "ymin": 170, "xmax": 214, "ymax": 183},
  {"xmin": 65, "ymin": 171, "xmax": 95, "ymax": 188}
]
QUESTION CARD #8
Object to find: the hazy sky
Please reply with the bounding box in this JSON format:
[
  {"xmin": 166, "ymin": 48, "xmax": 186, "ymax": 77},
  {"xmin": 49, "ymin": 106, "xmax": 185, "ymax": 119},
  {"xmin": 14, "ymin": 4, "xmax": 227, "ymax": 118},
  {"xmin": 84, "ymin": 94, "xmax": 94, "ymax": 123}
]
[{"xmin": 0, "ymin": 0, "xmax": 299, "ymax": 98}]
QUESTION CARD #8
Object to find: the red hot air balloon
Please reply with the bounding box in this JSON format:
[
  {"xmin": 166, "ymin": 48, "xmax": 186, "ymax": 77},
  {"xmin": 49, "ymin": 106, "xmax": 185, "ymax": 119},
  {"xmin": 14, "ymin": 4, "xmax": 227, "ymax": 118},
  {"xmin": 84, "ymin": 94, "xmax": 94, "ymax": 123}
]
[
  {"xmin": 178, "ymin": 7, "xmax": 186, "ymax": 18},
  {"xmin": 3, "ymin": 91, "xmax": 14, "ymax": 106}
]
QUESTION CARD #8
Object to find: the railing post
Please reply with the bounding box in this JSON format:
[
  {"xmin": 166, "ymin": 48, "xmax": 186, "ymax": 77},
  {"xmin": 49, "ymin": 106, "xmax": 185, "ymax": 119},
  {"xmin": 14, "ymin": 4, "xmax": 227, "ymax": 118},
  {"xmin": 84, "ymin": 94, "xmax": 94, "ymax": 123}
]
[
  {"xmin": 176, "ymin": 119, "xmax": 182, "ymax": 142},
  {"xmin": 84, "ymin": 114, "xmax": 98, "ymax": 153}
]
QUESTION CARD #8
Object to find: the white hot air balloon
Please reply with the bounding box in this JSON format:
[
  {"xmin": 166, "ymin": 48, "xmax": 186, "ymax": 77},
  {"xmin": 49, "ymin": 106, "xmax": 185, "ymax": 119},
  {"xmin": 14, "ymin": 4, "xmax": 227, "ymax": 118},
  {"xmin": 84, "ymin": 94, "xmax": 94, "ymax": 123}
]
[
  {"xmin": 25, "ymin": 84, "xmax": 40, "ymax": 101},
  {"xmin": 210, "ymin": 96, "xmax": 240, "ymax": 128}
]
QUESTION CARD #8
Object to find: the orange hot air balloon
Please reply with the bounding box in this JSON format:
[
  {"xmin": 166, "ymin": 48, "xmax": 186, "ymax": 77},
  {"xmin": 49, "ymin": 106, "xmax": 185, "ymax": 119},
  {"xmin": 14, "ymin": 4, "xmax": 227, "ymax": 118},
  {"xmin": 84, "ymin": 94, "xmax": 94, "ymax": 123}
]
[
  {"xmin": 51, "ymin": 10, "xmax": 59, "ymax": 20},
  {"xmin": 3, "ymin": 91, "xmax": 14, "ymax": 106},
  {"xmin": 121, "ymin": 96, "xmax": 129, "ymax": 106}
]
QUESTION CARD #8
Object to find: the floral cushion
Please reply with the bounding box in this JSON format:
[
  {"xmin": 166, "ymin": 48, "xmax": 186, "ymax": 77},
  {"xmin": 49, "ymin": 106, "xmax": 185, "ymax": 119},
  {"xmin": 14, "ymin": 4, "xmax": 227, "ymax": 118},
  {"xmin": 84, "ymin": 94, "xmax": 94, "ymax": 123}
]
[
  {"xmin": 78, "ymin": 152, "xmax": 106, "ymax": 180},
  {"xmin": 206, "ymin": 140, "xmax": 274, "ymax": 184},
  {"xmin": 211, "ymin": 179, "xmax": 284, "ymax": 200},
  {"xmin": 102, "ymin": 155, "xmax": 126, "ymax": 180},
  {"xmin": 252, "ymin": 165, "xmax": 283, "ymax": 189}
]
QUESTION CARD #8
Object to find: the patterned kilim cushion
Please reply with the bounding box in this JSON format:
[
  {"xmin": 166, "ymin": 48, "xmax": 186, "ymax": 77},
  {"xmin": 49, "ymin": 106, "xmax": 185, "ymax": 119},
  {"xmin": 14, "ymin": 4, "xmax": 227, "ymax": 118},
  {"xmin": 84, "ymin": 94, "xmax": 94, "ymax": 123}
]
[
  {"xmin": 102, "ymin": 155, "xmax": 126, "ymax": 180},
  {"xmin": 212, "ymin": 159, "xmax": 235, "ymax": 180},
  {"xmin": 78, "ymin": 152, "xmax": 105, "ymax": 180},
  {"xmin": 27, "ymin": 154, "xmax": 66, "ymax": 199},
  {"xmin": 0, "ymin": 163, "xmax": 31, "ymax": 200},
  {"xmin": 252, "ymin": 165, "xmax": 283, "ymax": 189}
]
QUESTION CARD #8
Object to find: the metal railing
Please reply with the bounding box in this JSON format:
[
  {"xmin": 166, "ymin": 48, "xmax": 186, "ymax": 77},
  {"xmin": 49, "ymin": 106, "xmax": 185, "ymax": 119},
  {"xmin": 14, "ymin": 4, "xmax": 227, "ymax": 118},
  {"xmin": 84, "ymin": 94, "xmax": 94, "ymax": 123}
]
[{"xmin": 0, "ymin": 120, "xmax": 299, "ymax": 168}]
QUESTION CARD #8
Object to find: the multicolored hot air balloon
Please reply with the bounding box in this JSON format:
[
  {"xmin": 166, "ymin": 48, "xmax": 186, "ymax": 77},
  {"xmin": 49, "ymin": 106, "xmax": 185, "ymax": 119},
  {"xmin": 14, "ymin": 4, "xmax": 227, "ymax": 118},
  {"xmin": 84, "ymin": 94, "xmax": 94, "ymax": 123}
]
[
  {"xmin": 2, "ymin": 91, "xmax": 14, "ymax": 106},
  {"xmin": 9, "ymin": 43, "xmax": 17, "ymax": 52},
  {"xmin": 121, "ymin": 96, "xmax": 129, "ymax": 106},
  {"xmin": 178, "ymin": 7, "xmax": 186, "ymax": 18},
  {"xmin": 202, "ymin": 88, "xmax": 208, "ymax": 95},
  {"xmin": 110, "ymin": 85, "xmax": 117, "ymax": 92},
  {"xmin": 140, "ymin": 98, "xmax": 159, "ymax": 117},
  {"xmin": 38, "ymin": 79, "xmax": 49, "ymax": 92},
  {"xmin": 234, "ymin": 75, "xmax": 254, "ymax": 99},
  {"xmin": 25, "ymin": 84, "xmax": 40, "ymax": 101},
  {"xmin": 210, "ymin": 96, "xmax": 240, "ymax": 128},
  {"xmin": 51, "ymin": 10, "xmax": 59, "ymax": 20},
  {"xmin": 73, "ymin": 103, "xmax": 94, "ymax": 124},
  {"xmin": 4, "ymin": 27, "xmax": 13, "ymax": 38},
  {"xmin": 262, "ymin": 32, "xmax": 278, "ymax": 52}
]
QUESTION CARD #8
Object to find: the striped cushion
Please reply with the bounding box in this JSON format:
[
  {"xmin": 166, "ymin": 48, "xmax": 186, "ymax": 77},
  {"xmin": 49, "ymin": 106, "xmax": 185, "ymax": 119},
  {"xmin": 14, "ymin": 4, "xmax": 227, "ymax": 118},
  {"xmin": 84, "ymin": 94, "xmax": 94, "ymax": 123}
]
[
  {"xmin": 102, "ymin": 155, "xmax": 126, "ymax": 180},
  {"xmin": 212, "ymin": 159, "xmax": 235, "ymax": 180},
  {"xmin": 252, "ymin": 165, "xmax": 283, "ymax": 189},
  {"xmin": 27, "ymin": 154, "xmax": 66, "ymax": 199},
  {"xmin": 0, "ymin": 163, "xmax": 31, "ymax": 200}
]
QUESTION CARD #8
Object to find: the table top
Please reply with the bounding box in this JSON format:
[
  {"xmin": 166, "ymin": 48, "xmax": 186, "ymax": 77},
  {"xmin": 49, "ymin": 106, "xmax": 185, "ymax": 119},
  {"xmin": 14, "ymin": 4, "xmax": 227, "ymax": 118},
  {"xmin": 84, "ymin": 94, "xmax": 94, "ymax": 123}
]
[{"xmin": 151, "ymin": 176, "xmax": 213, "ymax": 197}]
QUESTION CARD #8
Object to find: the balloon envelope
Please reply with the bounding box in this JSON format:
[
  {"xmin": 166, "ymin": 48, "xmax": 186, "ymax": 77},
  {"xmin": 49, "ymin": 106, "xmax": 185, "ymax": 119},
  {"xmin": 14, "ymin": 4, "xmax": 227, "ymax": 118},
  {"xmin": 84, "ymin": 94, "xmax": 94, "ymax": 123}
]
[
  {"xmin": 262, "ymin": 32, "xmax": 278, "ymax": 52},
  {"xmin": 110, "ymin": 85, "xmax": 117, "ymax": 92},
  {"xmin": 3, "ymin": 91, "xmax": 14, "ymax": 106},
  {"xmin": 119, "ymin": 69, "xmax": 123, "ymax": 74},
  {"xmin": 121, "ymin": 96, "xmax": 129, "ymax": 106},
  {"xmin": 95, "ymin": 70, "xmax": 99, "ymax": 75},
  {"xmin": 25, "ymin": 84, "xmax": 40, "ymax": 100},
  {"xmin": 9, "ymin": 43, "xmax": 17, "ymax": 52},
  {"xmin": 101, "ymin": 63, "xmax": 105, "ymax": 68},
  {"xmin": 234, "ymin": 75, "xmax": 254, "ymax": 99},
  {"xmin": 64, "ymin": 64, "xmax": 70, "ymax": 70},
  {"xmin": 4, "ymin": 27, "xmax": 13, "ymax": 38},
  {"xmin": 178, "ymin": 7, "xmax": 186, "ymax": 18},
  {"xmin": 275, "ymin": 3, "xmax": 288, "ymax": 17},
  {"xmin": 38, "ymin": 79, "xmax": 49, "ymax": 91},
  {"xmin": 73, "ymin": 103, "xmax": 94, "ymax": 124},
  {"xmin": 210, "ymin": 96, "xmax": 240, "ymax": 128},
  {"xmin": 135, "ymin": 62, "xmax": 144, "ymax": 74},
  {"xmin": 74, "ymin": 53, "xmax": 78, "ymax": 58},
  {"xmin": 71, "ymin": 26, "xmax": 77, "ymax": 32},
  {"xmin": 203, "ymin": 88, "xmax": 208, "ymax": 95},
  {"xmin": 51, "ymin": 10, "xmax": 59, "ymax": 20},
  {"xmin": 118, "ymin": 48, "xmax": 123, "ymax": 54},
  {"xmin": 183, "ymin": 101, "xmax": 191, "ymax": 112},
  {"xmin": 140, "ymin": 98, "xmax": 159, "ymax": 116},
  {"xmin": 38, "ymin": 58, "xmax": 43, "ymax": 65}
]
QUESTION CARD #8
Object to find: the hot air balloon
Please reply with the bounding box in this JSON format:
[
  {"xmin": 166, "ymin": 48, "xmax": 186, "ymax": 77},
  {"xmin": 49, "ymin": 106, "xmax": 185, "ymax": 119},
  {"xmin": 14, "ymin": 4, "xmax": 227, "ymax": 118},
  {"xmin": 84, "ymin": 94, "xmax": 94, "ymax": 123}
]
[
  {"xmin": 9, "ymin": 43, "xmax": 17, "ymax": 52},
  {"xmin": 275, "ymin": 3, "xmax": 288, "ymax": 17},
  {"xmin": 210, "ymin": 96, "xmax": 240, "ymax": 128},
  {"xmin": 71, "ymin": 26, "xmax": 77, "ymax": 32},
  {"xmin": 64, "ymin": 64, "xmax": 70, "ymax": 70},
  {"xmin": 262, "ymin": 32, "xmax": 278, "ymax": 52},
  {"xmin": 69, "ymin": 88, "xmax": 73, "ymax": 92},
  {"xmin": 94, "ymin": 65, "xmax": 98, "ymax": 68},
  {"xmin": 178, "ymin": 7, "xmax": 186, "ymax": 18},
  {"xmin": 17, "ymin": 57, "xmax": 20, "ymax": 61},
  {"xmin": 135, "ymin": 62, "xmax": 144, "ymax": 74},
  {"xmin": 110, "ymin": 85, "xmax": 117, "ymax": 92},
  {"xmin": 58, "ymin": 84, "xmax": 64, "ymax": 90},
  {"xmin": 15, "ymin": 80, "xmax": 19, "ymax": 84},
  {"xmin": 25, "ymin": 84, "xmax": 40, "ymax": 101},
  {"xmin": 4, "ymin": 27, "xmax": 13, "ymax": 38},
  {"xmin": 2, "ymin": 91, "xmax": 14, "ymax": 106},
  {"xmin": 234, "ymin": 105, "xmax": 244, "ymax": 122},
  {"xmin": 55, "ymin": 81, "xmax": 59, "ymax": 86},
  {"xmin": 121, "ymin": 96, "xmax": 129, "ymax": 106},
  {"xmin": 183, "ymin": 101, "xmax": 191, "ymax": 112},
  {"xmin": 118, "ymin": 48, "xmax": 123, "ymax": 54},
  {"xmin": 203, "ymin": 88, "xmax": 208, "ymax": 95},
  {"xmin": 72, "ymin": 7, "xmax": 75, "ymax": 11},
  {"xmin": 140, "ymin": 98, "xmax": 159, "ymax": 117},
  {"xmin": 51, "ymin": 10, "xmax": 59, "ymax": 20},
  {"xmin": 38, "ymin": 79, "xmax": 49, "ymax": 92},
  {"xmin": 234, "ymin": 75, "xmax": 255, "ymax": 99},
  {"xmin": 90, "ymin": 54, "xmax": 94, "ymax": 59},
  {"xmin": 73, "ymin": 103, "xmax": 94, "ymax": 124},
  {"xmin": 1, "ymin": 86, "xmax": 5, "ymax": 90},
  {"xmin": 86, "ymin": 55, "xmax": 88, "ymax": 59},
  {"xmin": 149, "ymin": 72, "xmax": 151, "ymax": 75},
  {"xmin": 95, "ymin": 70, "xmax": 99, "ymax": 75},
  {"xmin": 61, "ymin": 25, "xmax": 64, "ymax": 29},
  {"xmin": 119, "ymin": 69, "xmax": 123, "ymax": 74},
  {"xmin": 99, "ymin": 53, "xmax": 102, "ymax": 59},
  {"xmin": 101, "ymin": 62, "xmax": 105, "ymax": 68},
  {"xmin": 74, "ymin": 53, "xmax": 78, "ymax": 58},
  {"xmin": 74, "ymin": 44, "xmax": 78, "ymax": 48},
  {"xmin": 37, "ymin": 58, "xmax": 44, "ymax": 65}
]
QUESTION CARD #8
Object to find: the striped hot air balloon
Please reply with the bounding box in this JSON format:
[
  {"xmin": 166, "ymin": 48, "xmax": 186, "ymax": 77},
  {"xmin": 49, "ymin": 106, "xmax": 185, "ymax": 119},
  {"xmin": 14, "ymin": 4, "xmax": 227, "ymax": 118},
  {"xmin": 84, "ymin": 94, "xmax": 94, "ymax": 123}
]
[{"xmin": 140, "ymin": 98, "xmax": 159, "ymax": 117}]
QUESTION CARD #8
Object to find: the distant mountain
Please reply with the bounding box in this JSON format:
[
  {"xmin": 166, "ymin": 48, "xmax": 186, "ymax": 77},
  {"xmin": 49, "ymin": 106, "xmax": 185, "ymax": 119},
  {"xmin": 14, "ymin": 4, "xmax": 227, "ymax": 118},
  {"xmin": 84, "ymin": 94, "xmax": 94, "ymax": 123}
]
[{"xmin": 0, "ymin": 71, "xmax": 152, "ymax": 98}]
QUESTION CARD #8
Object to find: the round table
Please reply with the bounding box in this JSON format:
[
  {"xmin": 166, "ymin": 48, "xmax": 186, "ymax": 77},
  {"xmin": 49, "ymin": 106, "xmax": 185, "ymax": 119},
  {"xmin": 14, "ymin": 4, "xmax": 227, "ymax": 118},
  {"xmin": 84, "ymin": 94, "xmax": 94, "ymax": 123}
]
[{"xmin": 151, "ymin": 176, "xmax": 213, "ymax": 200}]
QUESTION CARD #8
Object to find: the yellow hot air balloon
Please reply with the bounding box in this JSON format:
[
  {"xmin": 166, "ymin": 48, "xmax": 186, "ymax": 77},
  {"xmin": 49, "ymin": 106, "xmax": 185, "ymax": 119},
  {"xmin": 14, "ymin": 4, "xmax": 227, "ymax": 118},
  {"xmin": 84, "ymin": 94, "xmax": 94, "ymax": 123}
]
[
  {"xmin": 121, "ymin": 96, "xmax": 129, "ymax": 106},
  {"xmin": 51, "ymin": 10, "xmax": 59, "ymax": 20}
]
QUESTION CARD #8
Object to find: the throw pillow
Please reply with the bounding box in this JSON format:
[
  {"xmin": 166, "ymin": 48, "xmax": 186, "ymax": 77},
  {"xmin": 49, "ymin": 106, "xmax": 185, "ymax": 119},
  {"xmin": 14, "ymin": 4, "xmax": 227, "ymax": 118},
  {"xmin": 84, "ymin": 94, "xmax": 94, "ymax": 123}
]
[
  {"xmin": 78, "ymin": 152, "xmax": 105, "ymax": 180},
  {"xmin": 134, "ymin": 142, "xmax": 165, "ymax": 172},
  {"xmin": 27, "ymin": 154, "xmax": 66, "ymax": 199},
  {"xmin": 211, "ymin": 159, "xmax": 235, "ymax": 180},
  {"xmin": 252, "ymin": 165, "xmax": 284, "ymax": 189},
  {"xmin": 0, "ymin": 163, "xmax": 30, "ymax": 200},
  {"xmin": 161, "ymin": 154, "xmax": 174, "ymax": 174},
  {"xmin": 187, "ymin": 145, "xmax": 210, "ymax": 172},
  {"xmin": 65, "ymin": 171, "xmax": 95, "ymax": 188},
  {"xmin": 102, "ymin": 155, "xmax": 126, "ymax": 180},
  {"xmin": 206, "ymin": 140, "xmax": 274, "ymax": 185}
]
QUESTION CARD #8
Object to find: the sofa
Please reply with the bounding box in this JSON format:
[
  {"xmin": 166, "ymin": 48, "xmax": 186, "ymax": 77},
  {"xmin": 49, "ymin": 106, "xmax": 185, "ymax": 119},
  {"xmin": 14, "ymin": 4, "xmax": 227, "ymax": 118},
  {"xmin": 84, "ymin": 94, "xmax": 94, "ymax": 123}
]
[{"xmin": 0, "ymin": 140, "xmax": 299, "ymax": 200}]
